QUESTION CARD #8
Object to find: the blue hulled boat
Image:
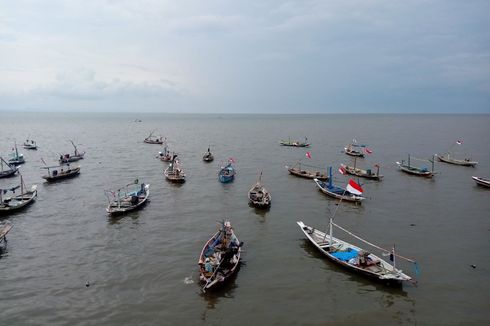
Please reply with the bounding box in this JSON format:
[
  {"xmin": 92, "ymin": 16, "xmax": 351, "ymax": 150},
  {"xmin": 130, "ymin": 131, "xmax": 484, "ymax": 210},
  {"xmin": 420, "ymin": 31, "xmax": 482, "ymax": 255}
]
[
  {"xmin": 314, "ymin": 167, "xmax": 365, "ymax": 203},
  {"xmin": 219, "ymin": 162, "xmax": 235, "ymax": 183}
]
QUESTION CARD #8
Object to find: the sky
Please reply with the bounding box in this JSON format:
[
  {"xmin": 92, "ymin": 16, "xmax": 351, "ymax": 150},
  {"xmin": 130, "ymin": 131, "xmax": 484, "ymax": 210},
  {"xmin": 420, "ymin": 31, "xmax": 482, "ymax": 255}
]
[{"xmin": 0, "ymin": 0, "xmax": 489, "ymax": 113}]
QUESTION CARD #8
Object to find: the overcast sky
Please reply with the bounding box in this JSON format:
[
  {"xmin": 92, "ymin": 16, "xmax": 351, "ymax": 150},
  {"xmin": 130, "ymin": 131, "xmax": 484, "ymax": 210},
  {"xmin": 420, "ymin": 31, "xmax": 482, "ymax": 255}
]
[{"xmin": 1, "ymin": 0, "xmax": 489, "ymax": 113}]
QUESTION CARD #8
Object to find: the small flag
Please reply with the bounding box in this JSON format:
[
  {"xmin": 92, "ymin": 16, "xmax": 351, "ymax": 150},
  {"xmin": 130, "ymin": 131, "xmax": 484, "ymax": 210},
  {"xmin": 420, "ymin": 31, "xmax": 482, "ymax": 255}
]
[
  {"xmin": 228, "ymin": 157, "xmax": 236, "ymax": 163},
  {"xmin": 305, "ymin": 152, "xmax": 311, "ymax": 159},
  {"xmin": 346, "ymin": 179, "xmax": 363, "ymax": 195},
  {"xmin": 338, "ymin": 166, "xmax": 346, "ymax": 175},
  {"xmin": 364, "ymin": 148, "xmax": 373, "ymax": 154},
  {"xmin": 456, "ymin": 140, "xmax": 463, "ymax": 145}
]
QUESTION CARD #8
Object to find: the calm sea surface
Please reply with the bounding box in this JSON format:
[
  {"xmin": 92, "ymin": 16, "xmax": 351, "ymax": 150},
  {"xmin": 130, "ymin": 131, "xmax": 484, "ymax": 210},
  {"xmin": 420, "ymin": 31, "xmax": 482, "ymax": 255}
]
[{"xmin": 0, "ymin": 113, "xmax": 489, "ymax": 325}]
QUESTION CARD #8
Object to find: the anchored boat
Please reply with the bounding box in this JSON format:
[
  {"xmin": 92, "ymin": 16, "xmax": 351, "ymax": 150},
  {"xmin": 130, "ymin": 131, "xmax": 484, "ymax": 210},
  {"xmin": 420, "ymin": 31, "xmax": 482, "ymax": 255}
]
[{"xmin": 106, "ymin": 180, "xmax": 150, "ymax": 216}]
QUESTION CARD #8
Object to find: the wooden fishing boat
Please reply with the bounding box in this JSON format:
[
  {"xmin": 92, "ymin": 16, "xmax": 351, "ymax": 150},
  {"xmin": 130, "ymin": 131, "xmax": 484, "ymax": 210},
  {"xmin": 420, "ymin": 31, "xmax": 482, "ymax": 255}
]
[
  {"xmin": 198, "ymin": 221, "xmax": 242, "ymax": 291},
  {"xmin": 59, "ymin": 140, "xmax": 85, "ymax": 163},
  {"xmin": 23, "ymin": 139, "xmax": 37, "ymax": 150},
  {"xmin": 158, "ymin": 139, "xmax": 172, "ymax": 162},
  {"xmin": 203, "ymin": 147, "xmax": 214, "ymax": 162},
  {"xmin": 144, "ymin": 131, "xmax": 164, "ymax": 144},
  {"xmin": 297, "ymin": 221, "xmax": 415, "ymax": 285},
  {"xmin": 0, "ymin": 157, "xmax": 19, "ymax": 178},
  {"xmin": 106, "ymin": 181, "xmax": 150, "ymax": 216},
  {"xmin": 436, "ymin": 140, "xmax": 477, "ymax": 167},
  {"xmin": 285, "ymin": 162, "xmax": 329, "ymax": 181},
  {"xmin": 0, "ymin": 174, "xmax": 37, "ymax": 215},
  {"xmin": 219, "ymin": 161, "xmax": 236, "ymax": 183},
  {"xmin": 314, "ymin": 167, "xmax": 365, "ymax": 203},
  {"xmin": 340, "ymin": 159, "xmax": 383, "ymax": 181},
  {"xmin": 472, "ymin": 176, "xmax": 490, "ymax": 188},
  {"xmin": 0, "ymin": 222, "xmax": 13, "ymax": 247},
  {"xmin": 164, "ymin": 154, "xmax": 186, "ymax": 183},
  {"xmin": 344, "ymin": 142, "xmax": 367, "ymax": 158},
  {"xmin": 396, "ymin": 154, "xmax": 435, "ymax": 178},
  {"xmin": 280, "ymin": 137, "xmax": 310, "ymax": 147},
  {"xmin": 248, "ymin": 172, "xmax": 271, "ymax": 208},
  {"xmin": 8, "ymin": 144, "xmax": 25, "ymax": 165},
  {"xmin": 436, "ymin": 154, "xmax": 478, "ymax": 167},
  {"xmin": 41, "ymin": 164, "xmax": 80, "ymax": 182},
  {"xmin": 314, "ymin": 178, "xmax": 365, "ymax": 203}
]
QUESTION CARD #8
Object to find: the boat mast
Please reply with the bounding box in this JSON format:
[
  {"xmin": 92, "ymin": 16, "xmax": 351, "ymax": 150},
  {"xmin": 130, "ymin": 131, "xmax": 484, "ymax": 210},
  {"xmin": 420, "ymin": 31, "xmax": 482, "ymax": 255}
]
[
  {"xmin": 328, "ymin": 166, "xmax": 332, "ymax": 188},
  {"xmin": 408, "ymin": 154, "xmax": 411, "ymax": 168},
  {"xmin": 431, "ymin": 155, "xmax": 435, "ymax": 172},
  {"xmin": 353, "ymin": 157, "xmax": 357, "ymax": 170}
]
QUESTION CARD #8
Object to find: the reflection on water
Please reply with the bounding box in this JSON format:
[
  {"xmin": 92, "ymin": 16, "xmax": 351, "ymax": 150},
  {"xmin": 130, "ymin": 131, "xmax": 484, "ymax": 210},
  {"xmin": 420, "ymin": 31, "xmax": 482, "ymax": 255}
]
[{"xmin": 199, "ymin": 264, "xmax": 241, "ymax": 322}]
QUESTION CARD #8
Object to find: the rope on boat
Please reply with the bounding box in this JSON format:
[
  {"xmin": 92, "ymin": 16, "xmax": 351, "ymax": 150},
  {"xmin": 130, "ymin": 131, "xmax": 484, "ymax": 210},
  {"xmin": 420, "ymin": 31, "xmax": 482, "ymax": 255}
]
[
  {"xmin": 330, "ymin": 221, "xmax": 417, "ymax": 264},
  {"xmin": 410, "ymin": 156, "xmax": 432, "ymax": 163}
]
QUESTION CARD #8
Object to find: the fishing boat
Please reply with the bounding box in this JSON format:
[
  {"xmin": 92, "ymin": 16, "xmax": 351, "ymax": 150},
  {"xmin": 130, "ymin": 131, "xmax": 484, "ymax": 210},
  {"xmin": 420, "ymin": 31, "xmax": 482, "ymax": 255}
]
[
  {"xmin": 0, "ymin": 222, "xmax": 12, "ymax": 247},
  {"xmin": 164, "ymin": 154, "xmax": 186, "ymax": 183},
  {"xmin": 285, "ymin": 161, "xmax": 329, "ymax": 181},
  {"xmin": 297, "ymin": 220, "xmax": 416, "ymax": 285},
  {"xmin": 0, "ymin": 174, "xmax": 37, "ymax": 215},
  {"xmin": 472, "ymin": 176, "xmax": 490, "ymax": 188},
  {"xmin": 280, "ymin": 137, "xmax": 310, "ymax": 147},
  {"xmin": 203, "ymin": 147, "xmax": 214, "ymax": 162},
  {"xmin": 436, "ymin": 141, "xmax": 477, "ymax": 167},
  {"xmin": 218, "ymin": 160, "xmax": 236, "ymax": 183},
  {"xmin": 59, "ymin": 140, "xmax": 85, "ymax": 163},
  {"xmin": 0, "ymin": 157, "xmax": 19, "ymax": 178},
  {"xmin": 340, "ymin": 158, "xmax": 383, "ymax": 181},
  {"xmin": 344, "ymin": 140, "xmax": 370, "ymax": 158},
  {"xmin": 105, "ymin": 180, "xmax": 150, "ymax": 216},
  {"xmin": 198, "ymin": 220, "xmax": 242, "ymax": 291},
  {"xmin": 396, "ymin": 154, "xmax": 436, "ymax": 178},
  {"xmin": 41, "ymin": 164, "xmax": 81, "ymax": 182},
  {"xmin": 8, "ymin": 144, "xmax": 25, "ymax": 165},
  {"xmin": 158, "ymin": 139, "xmax": 172, "ymax": 162},
  {"xmin": 248, "ymin": 172, "xmax": 271, "ymax": 208},
  {"xmin": 23, "ymin": 139, "xmax": 38, "ymax": 150},
  {"xmin": 144, "ymin": 131, "xmax": 164, "ymax": 144},
  {"xmin": 437, "ymin": 154, "xmax": 478, "ymax": 167},
  {"xmin": 314, "ymin": 168, "xmax": 365, "ymax": 203}
]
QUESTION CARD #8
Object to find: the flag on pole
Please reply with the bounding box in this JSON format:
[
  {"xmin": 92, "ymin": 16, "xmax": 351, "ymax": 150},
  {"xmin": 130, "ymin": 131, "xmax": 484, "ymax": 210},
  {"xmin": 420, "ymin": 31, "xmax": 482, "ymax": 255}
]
[
  {"xmin": 305, "ymin": 152, "xmax": 311, "ymax": 159},
  {"xmin": 456, "ymin": 140, "xmax": 463, "ymax": 145},
  {"xmin": 338, "ymin": 166, "xmax": 346, "ymax": 175},
  {"xmin": 346, "ymin": 179, "xmax": 363, "ymax": 195},
  {"xmin": 364, "ymin": 148, "xmax": 373, "ymax": 154}
]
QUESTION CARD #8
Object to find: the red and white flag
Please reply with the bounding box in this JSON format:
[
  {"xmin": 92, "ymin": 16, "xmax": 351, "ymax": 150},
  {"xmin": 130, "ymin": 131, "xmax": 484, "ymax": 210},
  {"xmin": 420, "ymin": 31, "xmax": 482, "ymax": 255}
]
[
  {"xmin": 456, "ymin": 140, "xmax": 463, "ymax": 145},
  {"xmin": 338, "ymin": 166, "xmax": 346, "ymax": 175},
  {"xmin": 346, "ymin": 179, "xmax": 363, "ymax": 195},
  {"xmin": 364, "ymin": 148, "xmax": 373, "ymax": 154},
  {"xmin": 305, "ymin": 152, "xmax": 311, "ymax": 159}
]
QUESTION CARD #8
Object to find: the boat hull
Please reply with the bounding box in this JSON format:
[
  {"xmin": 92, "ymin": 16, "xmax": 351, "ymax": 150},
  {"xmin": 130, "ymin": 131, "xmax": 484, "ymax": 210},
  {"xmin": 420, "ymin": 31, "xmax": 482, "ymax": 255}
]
[
  {"xmin": 341, "ymin": 164, "xmax": 383, "ymax": 180},
  {"xmin": 0, "ymin": 188, "xmax": 37, "ymax": 215},
  {"xmin": 198, "ymin": 225, "xmax": 241, "ymax": 291},
  {"xmin": 248, "ymin": 185, "xmax": 271, "ymax": 208},
  {"xmin": 297, "ymin": 221, "xmax": 411, "ymax": 285},
  {"xmin": 472, "ymin": 176, "xmax": 490, "ymax": 188},
  {"xmin": 0, "ymin": 169, "xmax": 18, "ymax": 179},
  {"xmin": 286, "ymin": 166, "xmax": 329, "ymax": 181},
  {"xmin": 397, "ymin": 163, "xmax": 434, "ymax": 177},
  {"xmin": 42, "ymin": 168, "xmax": 80, "ymax": 182},
  {"xmin": 437, "ymin": 154, "xmax": 477, "ymax": 167},
  {"xmin": 106, "ymin": 185, "xmax": 150, "ymax": 216},
  {"xmin": 314, "ymin": 179, "xmax": 364, "ymax": 203}
]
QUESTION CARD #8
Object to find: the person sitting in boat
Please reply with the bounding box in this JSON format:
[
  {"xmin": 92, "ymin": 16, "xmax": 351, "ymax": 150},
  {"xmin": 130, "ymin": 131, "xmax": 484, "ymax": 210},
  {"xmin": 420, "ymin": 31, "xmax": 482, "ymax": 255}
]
[{"xmin": 204, "ymin": 258, "xmax": 214, "ymax": 275}]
